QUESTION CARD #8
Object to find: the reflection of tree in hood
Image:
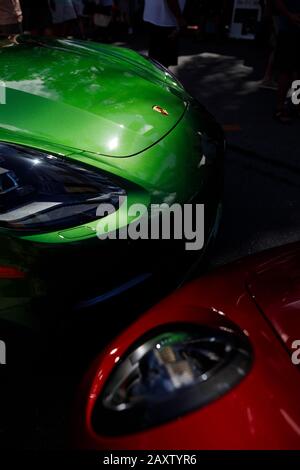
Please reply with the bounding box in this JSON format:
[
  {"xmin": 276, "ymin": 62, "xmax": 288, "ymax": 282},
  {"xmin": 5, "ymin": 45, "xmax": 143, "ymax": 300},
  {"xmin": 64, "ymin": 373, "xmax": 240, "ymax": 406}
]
[{"xmin": 0, "ymin": 36, "xmax": 148, "ymax": 113}]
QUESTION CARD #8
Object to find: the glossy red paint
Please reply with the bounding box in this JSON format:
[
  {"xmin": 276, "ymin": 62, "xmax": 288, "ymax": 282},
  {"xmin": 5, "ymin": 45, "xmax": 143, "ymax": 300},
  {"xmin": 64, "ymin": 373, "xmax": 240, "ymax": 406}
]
[
  {"xmin": 248, "ymin": 244, "xmax": 300, "ymax": 355},
  {"xmin": 0, "ymin": 266, "xmax": 25, "ymax": 279},
  {"xmin": 74, "ymin": 243, "xmax": 300, "ymax": 450}
]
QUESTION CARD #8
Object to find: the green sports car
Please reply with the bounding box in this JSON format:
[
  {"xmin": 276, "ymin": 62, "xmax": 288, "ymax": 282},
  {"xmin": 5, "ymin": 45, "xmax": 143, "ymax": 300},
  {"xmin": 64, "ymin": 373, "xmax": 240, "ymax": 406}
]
[{"xmin": 0, "ymin": 35, "xmax": 224, "ymax": 333}]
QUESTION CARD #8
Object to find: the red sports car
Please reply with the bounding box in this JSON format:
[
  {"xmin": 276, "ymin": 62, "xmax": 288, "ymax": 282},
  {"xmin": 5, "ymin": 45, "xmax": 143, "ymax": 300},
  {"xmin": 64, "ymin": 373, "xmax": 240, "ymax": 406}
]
[{"xmin": 73, "ymin": 242, "xmax": 300, "ymax": 450}]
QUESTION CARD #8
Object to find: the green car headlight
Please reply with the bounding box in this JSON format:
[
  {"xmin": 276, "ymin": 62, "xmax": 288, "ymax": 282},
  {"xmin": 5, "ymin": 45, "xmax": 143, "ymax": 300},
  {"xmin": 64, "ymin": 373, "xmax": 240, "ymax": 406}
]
[
  {"xmin": 0, "ymin": 143, "xmax": 126, "ymax": 233},
  {"xmin": 92, "ymin": 324, "xmax": 253, "ymax": 435}
]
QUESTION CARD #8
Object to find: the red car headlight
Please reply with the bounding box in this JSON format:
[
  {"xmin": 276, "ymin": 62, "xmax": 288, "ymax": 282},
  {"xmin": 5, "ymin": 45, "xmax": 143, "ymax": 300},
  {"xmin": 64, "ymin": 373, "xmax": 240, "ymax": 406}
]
[{"xmin": 91, "ymin": 324, "xmax": 253, "ymax": 435}]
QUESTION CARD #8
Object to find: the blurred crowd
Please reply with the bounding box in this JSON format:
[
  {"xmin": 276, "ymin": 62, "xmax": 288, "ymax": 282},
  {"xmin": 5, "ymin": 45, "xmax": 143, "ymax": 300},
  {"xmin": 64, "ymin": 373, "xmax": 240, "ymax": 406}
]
[
  {"xmin": 0, "ymin": 0, "xmax": 231, "ymax": 40},
  {"xmin": 0, "ymin": 0, "xmax": 299, "ymax": 123},
  {"xmin": 0, "ymin": 1, "xmax": 144, "ymax": 39},
  {"xmin": 258, "ymin": 0, "xmax": 300, "ymax": 123}
]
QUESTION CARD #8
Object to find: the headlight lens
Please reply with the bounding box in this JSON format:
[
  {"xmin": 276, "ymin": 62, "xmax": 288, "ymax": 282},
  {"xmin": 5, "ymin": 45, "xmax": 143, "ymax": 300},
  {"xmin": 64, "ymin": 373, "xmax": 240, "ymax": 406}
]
[
  {"xmin": 92, "ymin": 324, "xmax": 253, "ymax": 435},
  {"xmin": 0, "ymin": 143, "xmax": 126, "ymax": 233}
]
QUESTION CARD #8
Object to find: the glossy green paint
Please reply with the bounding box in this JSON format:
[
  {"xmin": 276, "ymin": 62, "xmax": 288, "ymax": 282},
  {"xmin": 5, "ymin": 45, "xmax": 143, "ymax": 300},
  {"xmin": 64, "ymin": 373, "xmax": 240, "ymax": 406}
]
[
  {"xmin": 21, "ymin": 102, "xmax": 211, "ymax": 244},
  {"xmin": 0, "ymin": 36, "xmax": 223, "ymax": 330},
  {"xmin": 0, "ymin": 36, "xmax": 187, "ymax": 157},
  {"xmin": 0, "ymin": 36, "xmax": 219, "ymax": 246},
  {"xmin": 21, "ymin": 190, "xmax": 150, "ymax": 244}
]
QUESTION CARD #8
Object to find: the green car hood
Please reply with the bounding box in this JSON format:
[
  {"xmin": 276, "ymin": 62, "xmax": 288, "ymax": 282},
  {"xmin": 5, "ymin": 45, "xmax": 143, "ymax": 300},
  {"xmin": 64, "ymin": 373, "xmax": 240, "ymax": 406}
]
[{"xmin": 0, "ymin": 36, "xmax": 187, "ymax": 157}]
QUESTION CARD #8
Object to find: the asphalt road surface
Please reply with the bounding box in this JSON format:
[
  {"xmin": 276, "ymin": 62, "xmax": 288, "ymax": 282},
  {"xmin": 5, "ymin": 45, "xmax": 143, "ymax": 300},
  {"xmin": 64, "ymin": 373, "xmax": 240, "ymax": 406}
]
[
  {"xmin": 209, "ymin": 145, "xmax": 300, "ymax": 269},
  {"xmin": 124, "ymin": 34, "xmax": 300, "ymax": 269},
  {"xmin": 172, "ymin": 38, "xmax": 300, "ymax": 269}
]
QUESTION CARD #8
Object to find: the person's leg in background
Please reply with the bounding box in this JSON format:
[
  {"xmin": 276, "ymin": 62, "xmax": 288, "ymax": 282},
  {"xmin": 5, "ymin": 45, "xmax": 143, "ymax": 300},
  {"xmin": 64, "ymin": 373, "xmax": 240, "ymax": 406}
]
[
  {"xmin": 119, "ymin": 0, "xmax": 132, "ymax": 35},
  {"xmin": 0, "ymin": 23, "xmax": 22, "ymax": 36},
  {"xmin": 261, "ymin": 31, "xmax": 277, "ymax": 88},
  {"xmin": 277, "ymin": 72, "xmax": 292, "ymax": 110},
  {"xmin": 260, "ymin": 8, "xmax": 279, "ymax": 89},
  {"xmin": 0, "ymin": 0, "xmax": 23, "ymax": 37},
  {"xmin": 274, "ymin": 31, "xmax": 294, "ymax": 123},
  {"xmin": 128, "ymin": 0, "xmax": 136, "ymax": 34},
  {"xmin": 72, "ymin": 0, "xmax": 86, "ymax": 38},
  {"xmin": 147, "ymin": 22, "xmax": 161, "ymax": 63},
  {"xmin": 62, "ymin": 0, "xmax": 80, "ymax": 37},
  {"xmin": 147, "ymin": 22, "xmax": 178, "ymax": 68},
  {"xmin": 50, "ymin": 0, "xmax": 78, "ymax": 37},
  {"xmin": 20, "ymin": 0, "xmax": 53, "ymax": 36}
]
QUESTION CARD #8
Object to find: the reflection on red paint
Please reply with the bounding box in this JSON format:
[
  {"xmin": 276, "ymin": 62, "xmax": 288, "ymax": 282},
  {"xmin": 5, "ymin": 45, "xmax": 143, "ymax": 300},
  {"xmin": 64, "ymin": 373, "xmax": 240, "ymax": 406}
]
[{"xmin": 0, "ymin": 266, "xmax": 25, "ymax": 279}]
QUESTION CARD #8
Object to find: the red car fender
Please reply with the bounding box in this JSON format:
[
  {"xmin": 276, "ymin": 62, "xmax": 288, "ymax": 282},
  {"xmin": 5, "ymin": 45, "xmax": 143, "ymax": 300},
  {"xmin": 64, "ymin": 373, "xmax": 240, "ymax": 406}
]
[{"xmin": 73, "ymin": 243, "xmax": 300, "ymax": 450}]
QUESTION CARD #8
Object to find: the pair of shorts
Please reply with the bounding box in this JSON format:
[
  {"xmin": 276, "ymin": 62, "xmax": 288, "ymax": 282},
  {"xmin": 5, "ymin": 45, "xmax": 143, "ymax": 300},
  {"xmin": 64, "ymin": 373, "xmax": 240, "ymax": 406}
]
[
  {"xmin": 119, "ymin": 2, "xmax": 128, "ymax": 14},
  {"xmin": 0, "ymin": 23, "xmax": 22, "ymax": 36},
  {"xmin": 72, "ymin": 0, "xmax": 85, "ymax": 17},
  {"xmin": 275, "ymin": 29, "xmax": 300, "ymax": 73},
  {"xmin": 21, "ymin": 0, "xmax": 53, "ymax": 31},
  {"xmin": 146, "ymin": 22, "xmax": 179, "ymax": 67},
  {"xmin": 50, "ymin": 0, "xmax": 78, "ymax": 24}
]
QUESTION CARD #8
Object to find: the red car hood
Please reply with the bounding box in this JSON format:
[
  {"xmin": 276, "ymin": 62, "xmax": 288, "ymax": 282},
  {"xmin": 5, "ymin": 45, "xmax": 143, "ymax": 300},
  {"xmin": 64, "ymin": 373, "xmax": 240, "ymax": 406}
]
[
  {"xmin": 74, "ymin": 242, "xmax": 300, "ymax": 450},
  {"xmin": 247, "ymin": 244, "xmax": 300, "ymax": 354}
]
